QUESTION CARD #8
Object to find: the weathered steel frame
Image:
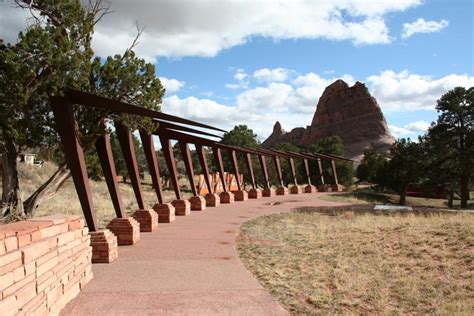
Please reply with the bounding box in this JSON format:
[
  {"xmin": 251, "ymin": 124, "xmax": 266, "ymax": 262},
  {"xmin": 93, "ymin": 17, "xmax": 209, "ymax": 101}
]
[
  {"xmin": 95, "ymin": 132, "xmax": 125, "ymax": 218},
  {"xmin": 139, "ymin": 130, "xmax": 165, "ymax": 203},
  {"xmin": 50, "ymin": 95, "xmax": 99, "ymax": 231},
  {"xmin": 115, "ymin": 122, "xmax": 146, "ymax": 210}
]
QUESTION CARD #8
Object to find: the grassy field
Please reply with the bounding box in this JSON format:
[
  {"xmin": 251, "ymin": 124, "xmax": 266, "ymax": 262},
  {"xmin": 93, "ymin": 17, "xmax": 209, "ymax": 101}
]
[
  {"xmin": 5, "ymin": 162, "xmax": 191, "ymax": 228},
  {"xmin": 320, "ymin": 188, "xmax": 473, "ymax": 209},
  {"xmin": 237, "ymin": 207, "xmax": 474, "ymax": 315}
]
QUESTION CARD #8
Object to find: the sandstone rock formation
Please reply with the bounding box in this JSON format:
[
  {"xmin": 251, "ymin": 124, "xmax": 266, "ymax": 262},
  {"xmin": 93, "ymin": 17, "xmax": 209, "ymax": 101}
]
[{"xmin": 262, "ymin": 80, "xmax": 395, "ymax": 161}]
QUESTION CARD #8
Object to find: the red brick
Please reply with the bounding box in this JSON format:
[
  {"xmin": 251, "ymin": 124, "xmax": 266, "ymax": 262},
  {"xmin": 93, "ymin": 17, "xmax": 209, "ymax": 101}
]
[
  {"xmin": 4, "ymin": 236, "xmax": 18, "ymax": 252},
  {"xmin": 36, "ymin": 270, "xmax": 55, "ymax": 292},
  {"xmin": 17, "ymin": 234, "xmax": 31, "ymax": 247},
  {"xmin": 248, "ymin": 188, "xmax": 262, "ymax": 199},
  {"xmin": 30, "ymin": 230, "xmax": 42, "ymax": 242},
  {"xmin": 13, "ymin": 265, "xmax": 25, "ymax": 283},
  {"xmin": 219, "ymin": 191, "xmax": 235, "ymax": 203},
  {"xmin": 15, "ymin": 281, "xmax": 37, "ymax": 308},
  {"xmin": 0, "ymin": 257, "xmax": 22, "ymax": 275},
  {"xmin": 36, "ymin": 249, "xmax": 57, "ymax": 267},
  {"xmin": 0, "ymin": 239, "xmax": 5, "ymax": 255},
  {"xmin": 36, "ymin": 256, "xmax": 58, "ymax": 278},
  {"xmin": 276, "ymin": 186, "xmax": 289, "ymax": 195},
  {"xmin": 39, "ymin": 225, "xmax": 61, "ymax": 239},
  {"xmin": 57, "ymin": 231, "xmax": 76, "ymax": 246},
  {"xmin": 58, "ymin": 223, "xmax": 69, "ymax": 234},
  {"xmin": 0, "ymin": 249, "xmax": 21, "ymax": 267},
  {"xmin": 189, "ymin": 196, "xmax": 206, "ymax": 211},
  {"xmin": 204, "ymin": 193, "xmax": 220, "ymax": 207},
  {"xmin": 262, "ymin": 188, "xmax": 275, "ymax": 197},
  {"xmin": 233, "ymin": 190, "xmax": 248, "ymax": 201},
  {"xmin": 0, "ymin": 294, "xmax": 18, "ymax": 316},
  {"xmin": 21, "ymin": 239, "xmax": 50, "ymax": 264},
  {"xmin": 68, "ymin": 219, "xmax": 83, "ymax": 231},
  {"xmin": 2, "ymin": 273, "xmax": 35, "ymax": 299},
  {"xmin": 0, "ymin": 271, "xmax": 14, "ymax": 291},
  {"xmin": 46, "ymin": 284, "xmax": 62, "ymax": 308},
  {"xmin": 172, "ymin": 199, "xmax": 191, "ymax": 215},
  {"xmin": 16, "ymin": 290, "xmax": 44, "ymax": 316},
  {"xmin": 23, "ymin": 261, "xmax": 35, "ymax": 276}
]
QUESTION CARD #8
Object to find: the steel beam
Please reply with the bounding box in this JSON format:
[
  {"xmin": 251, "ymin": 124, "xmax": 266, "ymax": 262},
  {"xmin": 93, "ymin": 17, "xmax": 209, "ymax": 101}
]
[
  {"xmin": 159, "ymin": 136, "xmax": 182, "ymax": 200},
  {"xmin": 95, "ymin": 133, "xmax": 125, "ymax": 218},
  {"xmin": 50, "ymin": 96, "xmax": 98, "ymax": 231},
  {"xmin": 139, "ymin": 130, "xmax": 165, "ymax": 204},
  {"xmin": 331, "ymin": 159, "xmax": 339, "ymax": 185},
  {"xmin": 289, "ymin": 158, "xmax": 298, "ymax": 186},
  {"xmin": 196, "ymin": 145, "xmax": 213, "ymax": 194},
  {"xmin": 244, "ymin": 153, "xmax": 256, "ymax": 189},
  {"xmin": 228, "ymin": 149, "xmax": 242, "ymax": 191},
  {"xmin": 317, "ymin": 158, "xmax": 325, "ymax": 185},
  {"xmin": 272, "ymin": 156, "xmax": 285, "ymax": 187},
  {"xmin": 178, "ymin": 141, "xmax": 198, "ymax": 196},
  {"xmin": 212, "ymin": 146, "xmax": 228, "ymax": 192},
  {"xmin": 258, "ymin": 155, "xmax": 270, "ymax": 188},
  {"xmin": 116, "ymin": 123, "xmax": 145, "ymax": 210},
  {"xmin": 303, "ymin": 158, "xmax": 312, "ymax": 186}
]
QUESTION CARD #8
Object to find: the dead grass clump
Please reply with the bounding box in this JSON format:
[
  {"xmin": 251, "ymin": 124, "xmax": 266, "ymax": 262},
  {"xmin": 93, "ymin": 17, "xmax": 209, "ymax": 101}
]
[{"xmin": 237, "ymin": 208, "xmax": 474, "ymax": 315}]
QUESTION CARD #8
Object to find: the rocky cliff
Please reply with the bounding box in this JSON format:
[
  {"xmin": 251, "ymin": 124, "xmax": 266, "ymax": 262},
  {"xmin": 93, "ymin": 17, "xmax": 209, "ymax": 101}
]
[{"xmin": 262, "ymin": 80, "xmax": 395, "ymax": 160}]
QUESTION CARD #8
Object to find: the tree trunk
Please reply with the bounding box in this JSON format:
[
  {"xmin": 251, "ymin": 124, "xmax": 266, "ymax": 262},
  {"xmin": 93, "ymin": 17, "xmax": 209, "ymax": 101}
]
[
  {"xmin": 23, "ymin": 164, "xmax": 71, "ymax": 217},
  {"xmin": 447, "ymin": 190, "xmax": 454, "ymax": 208},
  {"xmin": 399, "ymin": 186, "xmax": 407, "ymax": 205},
  {"xmin": 1, "ymin": 132, "xmax": 25, "ymax": 220},
  {"xmin": 460, "ymin": 175, "xmax": 469, "ymax": 209}
]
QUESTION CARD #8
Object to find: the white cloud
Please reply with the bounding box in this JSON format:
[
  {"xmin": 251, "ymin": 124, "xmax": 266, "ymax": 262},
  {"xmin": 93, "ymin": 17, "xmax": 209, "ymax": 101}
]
[
  {"xmin": 367, "ymin": 70, "xmax": 474, "ymax": 111},
  {"xmin": 159, "ymin": 77, "xmax": 185, "ymax": 93},
  {"xmin": 389, "ymin": 120, "xmax": 430, "ymax": 139},
  {"xmin": 160, "ymin": 69, "xmax": 474, "ymax": 140},
  {"xmin": 405, "ymin": 121, "xmax": 431, "ymax": 133},
  {"xmin": 225, "ymin": 84, "xmax": 241, "ymax": 90},
  {"xmin": 253, "ymin": 68, "xmax": 290, "ymax": 82},
  {"xmin": 402, "ymin": 18, "xmax": 449, "ymax": 39},
  {"xmin": 1, "ymin": 0, "xmax": 422, "ymax": 58}
]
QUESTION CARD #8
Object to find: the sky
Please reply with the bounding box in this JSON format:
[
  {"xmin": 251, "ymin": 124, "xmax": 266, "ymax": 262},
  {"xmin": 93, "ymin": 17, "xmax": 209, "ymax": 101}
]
[{"xmin": 1, "ymin": 0, "xmax": 473, "ymax": 141}]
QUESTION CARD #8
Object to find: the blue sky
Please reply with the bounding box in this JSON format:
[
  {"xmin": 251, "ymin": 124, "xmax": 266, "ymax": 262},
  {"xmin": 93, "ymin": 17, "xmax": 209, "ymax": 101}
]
[{"xmin": 1, "ymin": 0, "xmax": 473, "ymax": 141}]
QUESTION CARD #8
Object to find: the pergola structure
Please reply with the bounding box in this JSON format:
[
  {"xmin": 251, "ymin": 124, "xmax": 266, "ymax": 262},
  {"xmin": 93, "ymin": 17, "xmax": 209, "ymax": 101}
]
[{"xmin": 50, "ymin": 89, "xmax": 353, "ymax": 262}]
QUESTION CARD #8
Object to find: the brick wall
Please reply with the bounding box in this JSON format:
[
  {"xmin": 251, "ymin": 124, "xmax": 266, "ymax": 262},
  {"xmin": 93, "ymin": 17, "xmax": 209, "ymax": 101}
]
[{"xmin": 0, "ymin": 215, "xmax": 92, "ymax": 315}]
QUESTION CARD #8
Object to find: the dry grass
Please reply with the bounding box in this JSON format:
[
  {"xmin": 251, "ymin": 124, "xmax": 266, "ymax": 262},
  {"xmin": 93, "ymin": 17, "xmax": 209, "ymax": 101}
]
[
  {"xmin": 237, "ymin": 208, "xmax": 474, "ymax": 315},
  {"xmin": 7, "ymin": 162, "xmax": 191, "ymax": 228},
  {"xmin": 320, "ymin": 190, "xmax": 473, "ymax": 209}
]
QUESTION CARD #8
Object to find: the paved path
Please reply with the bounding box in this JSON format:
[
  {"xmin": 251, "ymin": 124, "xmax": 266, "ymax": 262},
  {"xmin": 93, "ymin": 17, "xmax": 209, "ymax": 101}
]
[{"xmin": 62, "ymin": 193, "xmax": 345, "ymax": 315}]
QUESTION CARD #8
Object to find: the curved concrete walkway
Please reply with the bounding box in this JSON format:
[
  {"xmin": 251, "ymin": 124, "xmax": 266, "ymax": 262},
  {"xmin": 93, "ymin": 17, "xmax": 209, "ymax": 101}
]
[{"xmin": 62, "ymin": 193, "xmax": 346, "ymax": 315}]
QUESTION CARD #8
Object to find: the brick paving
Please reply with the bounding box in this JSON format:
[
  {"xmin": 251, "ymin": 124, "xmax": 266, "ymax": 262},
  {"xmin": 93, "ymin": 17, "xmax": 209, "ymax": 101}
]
[{"xmin": 61, "ymin": 193, "xmax": 346, "ymax": 315}]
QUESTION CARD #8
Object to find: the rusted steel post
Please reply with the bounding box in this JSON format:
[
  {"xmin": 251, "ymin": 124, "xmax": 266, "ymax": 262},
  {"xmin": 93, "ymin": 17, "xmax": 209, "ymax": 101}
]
[
  {"xmin": 95, "ymin": 133, "xmax": 125, "ymax": 218},
  {"xmin": 317, "ymin": 158, "xmax": 325, "ymax": 185},
  {"xmin": 196, "ymin": 144, "xmax": 213, "ymax": 193},
  {"xmin": 273, "ymin": 156, "xmax": 285, "ymax": 187},
  {"xmin": 50, "ymin": 96, "xmax": 98, "ymax": 231},
  {"xmin": 330, "ymin": 159, "xmax": 339, "ymax": 185},
  {"xmin": 289, "ymin": 158, "xmax": 298, "ymax": 186},
  {"xmin": 228, "ymin": 149, "xmax": 242, "ymax": 191},
  {"xmin": 159, "ymin": 136, "xmax": 182, "ymax": 200},
  {"xmin": 258, "ymin": 155, "xmax": 270, "ymax": 188},
  {"xmin": 303, "ymin": 158, "xmax": 311, "ymax": 185},
  {"xmin": 178, "ymin": 141, "xmax": 198, "ymax": 196},
  {"xmin": 139, "ymin": 130, "xmax": 165, "ymax": 204},
  {"xmin": 245, "ymin": 153, "xmax": 256, "ymax": 189},
  {"xmin": 115, "ymin": 123, "xmax": 145, "ymax": 210},
  {"xmin": 212, "ymin": 146, "xmax": 228, "ymax": 193}
]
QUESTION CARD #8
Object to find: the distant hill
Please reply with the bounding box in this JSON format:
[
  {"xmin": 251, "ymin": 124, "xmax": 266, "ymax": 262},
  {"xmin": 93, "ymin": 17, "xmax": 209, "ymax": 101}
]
[{"xmin": 262, "ymin": 80, "xmax": 395, "ymax": 161}]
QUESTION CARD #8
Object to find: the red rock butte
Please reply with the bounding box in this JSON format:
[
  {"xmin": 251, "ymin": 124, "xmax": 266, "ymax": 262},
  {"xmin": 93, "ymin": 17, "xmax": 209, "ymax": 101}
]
[{"xmin": 262, "ymin": 79, "xmax": 395, "ymax": 160}]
